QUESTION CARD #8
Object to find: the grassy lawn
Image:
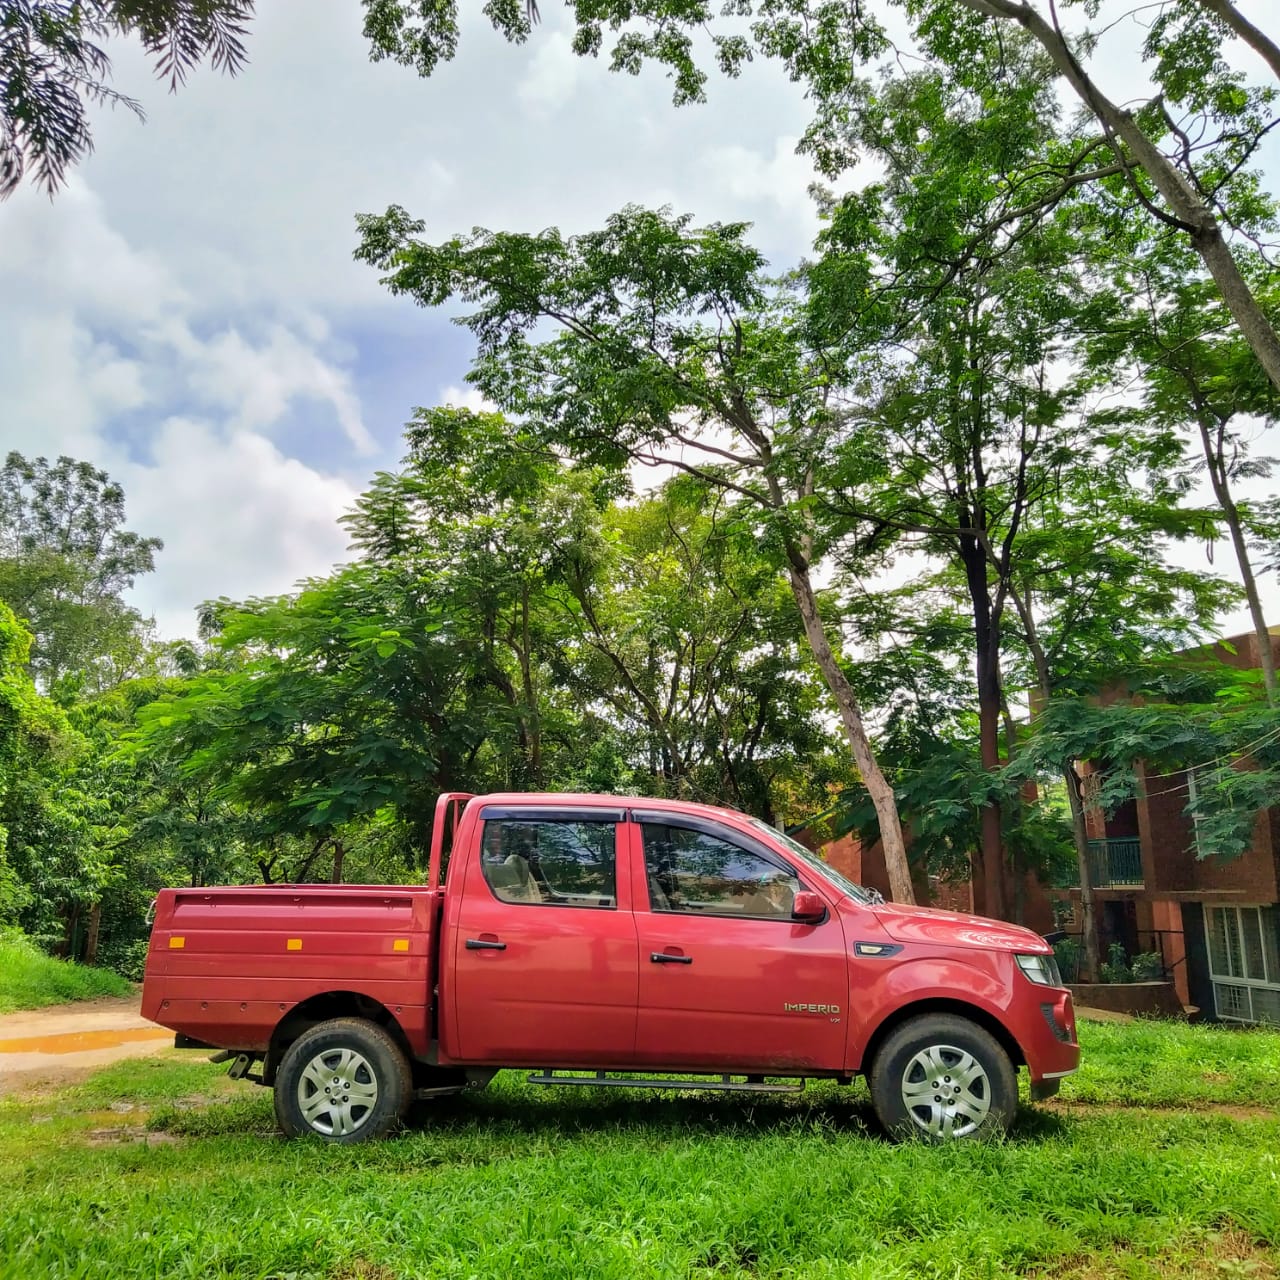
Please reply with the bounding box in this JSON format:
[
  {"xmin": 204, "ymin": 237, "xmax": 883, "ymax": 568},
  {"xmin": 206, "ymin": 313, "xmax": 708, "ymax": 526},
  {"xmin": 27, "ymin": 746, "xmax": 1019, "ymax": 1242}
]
[
  {"xmin": 0, "ymin": 1021, "xmax": 1277, "ymax": 1279},
  {"xmin": 0, "ymin": 933, "xmax": 132, "ymax": 1014}
]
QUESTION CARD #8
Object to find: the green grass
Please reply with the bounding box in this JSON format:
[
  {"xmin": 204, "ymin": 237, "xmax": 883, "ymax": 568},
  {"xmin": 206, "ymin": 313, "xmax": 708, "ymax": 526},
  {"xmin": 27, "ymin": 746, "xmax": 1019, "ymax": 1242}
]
[
  {"xmin": 0, "ymin": 1021, "xmax": 1277, "ymax": 1279},
  {"xmin": 0, "ymin": 932, "xmax": 132, "ymax": 1013}
]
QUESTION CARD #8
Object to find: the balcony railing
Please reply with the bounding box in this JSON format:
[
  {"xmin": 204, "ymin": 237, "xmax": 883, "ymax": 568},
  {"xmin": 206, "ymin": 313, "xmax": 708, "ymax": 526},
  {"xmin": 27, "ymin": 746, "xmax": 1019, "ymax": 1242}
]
[
  {"xmin": 1087, "ymin": 837, "xmax": 1144, "ymax": 888},
  {"xmin": 1050, "ymin": 838, "xmax": 1144, "ymax": 889}
]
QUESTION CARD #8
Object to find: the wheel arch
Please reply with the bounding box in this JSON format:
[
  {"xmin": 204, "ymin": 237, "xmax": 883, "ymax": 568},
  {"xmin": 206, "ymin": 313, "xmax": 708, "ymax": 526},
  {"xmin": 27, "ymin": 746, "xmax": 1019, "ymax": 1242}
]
[
  {"xmin": 265, "ymin": 990, "xmax": 416, "ymax": 1085},
  {"xmin": 857, "ymin": 997, "xmax": 1026, "ymax": 1077}
]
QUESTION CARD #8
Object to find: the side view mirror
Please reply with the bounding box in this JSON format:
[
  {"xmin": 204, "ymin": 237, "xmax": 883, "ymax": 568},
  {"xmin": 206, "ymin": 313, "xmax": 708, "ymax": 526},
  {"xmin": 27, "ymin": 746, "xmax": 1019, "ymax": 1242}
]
[{"xmin": 791, "ymin": 891, "xmax": 826, "ymax": 923}]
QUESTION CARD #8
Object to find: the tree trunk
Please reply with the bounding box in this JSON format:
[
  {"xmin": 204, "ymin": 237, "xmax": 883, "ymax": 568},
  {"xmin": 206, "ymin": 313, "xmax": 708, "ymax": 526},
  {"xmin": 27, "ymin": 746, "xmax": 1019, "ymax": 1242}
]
[
  {"xmin": 784, "ymin": 556, "xmax": 916, "ymax": 904},
  {"xmin": 1063, "ymin": 765, "xmax": 1101, "ymax": 983},
  {"xmin": 84, "ymin": 902, "xmax": 102, "ymax": 967},
  {"xmin": 1195, "ymin": 414, "xmax": 1278, "ymax": 705},
  {"xmin": 519, "ymin": 587, "xmax": 543, "ymax": 783},
  {"xmin": 959, "ymin": 0, "xmax": 1280, "ymax": 396},
  {"xmin": 1001, "ymin": 703, "xmax": 1025, "ymax": 925},
  {"xmin": 959, "ymin": 536, "xmax": 1008, "ymax": 919},
  {"xmin": 331, "ymin": 840, "xmax": 345, "ymax": 884},
  {"xmin": 1012, "ymin": 583, "xmax": 1102, "ymax": 979},
  {"xmin": 59, "ymin": 905, "xmax": 78, "ymax": 959}
]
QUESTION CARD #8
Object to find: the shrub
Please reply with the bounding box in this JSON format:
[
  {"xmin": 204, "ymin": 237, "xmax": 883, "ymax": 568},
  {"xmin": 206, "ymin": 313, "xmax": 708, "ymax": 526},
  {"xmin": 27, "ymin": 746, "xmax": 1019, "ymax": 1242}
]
[
  {"xmin": 1130, "ymin": 951, "xmax": 1165, "ymax": 982},
  {"xmin": 1100, "ymin": 942, "xmax": 1133, "ymax": 984},
  {"xmin": 1053, "ymin": 936, "xmax": 1081, "ymax": 983}
]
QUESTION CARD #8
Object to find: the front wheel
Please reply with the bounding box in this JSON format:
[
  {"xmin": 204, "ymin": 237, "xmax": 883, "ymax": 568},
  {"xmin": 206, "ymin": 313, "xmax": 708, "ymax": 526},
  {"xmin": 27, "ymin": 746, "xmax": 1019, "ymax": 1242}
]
[
  {"xmin": 869, "ymin": 1013, "xmax": 1017, "ymax": 1142},
  {"xmin": 274, "ymin": 1018, "xmax": 412, "ymax": 1143}
]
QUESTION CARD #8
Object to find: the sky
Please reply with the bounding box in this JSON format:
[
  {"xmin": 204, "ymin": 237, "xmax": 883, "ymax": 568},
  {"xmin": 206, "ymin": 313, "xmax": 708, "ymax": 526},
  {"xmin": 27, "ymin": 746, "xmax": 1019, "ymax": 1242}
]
[{"xmin": 0, "ymin": 0, "xmax": 1276, "ymax": 643}]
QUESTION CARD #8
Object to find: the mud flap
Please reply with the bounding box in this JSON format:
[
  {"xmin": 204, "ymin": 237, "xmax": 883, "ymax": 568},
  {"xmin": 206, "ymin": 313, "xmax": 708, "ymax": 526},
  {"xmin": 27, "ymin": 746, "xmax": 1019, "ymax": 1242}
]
[{"xmin": 1029, "ymin": 1077, "xmax": 1061, "ymax": 1101}]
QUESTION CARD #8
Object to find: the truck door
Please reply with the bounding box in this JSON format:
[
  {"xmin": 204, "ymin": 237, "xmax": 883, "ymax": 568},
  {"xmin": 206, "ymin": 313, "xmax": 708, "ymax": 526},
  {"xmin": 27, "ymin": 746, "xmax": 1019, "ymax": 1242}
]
[
  {"xmin": 448, "ymin": 806, "xmax": 639, "ymax": 1066},
  {"xmin": 631, "ymin": 813, "xmax": 850, "ymax": 1073}
]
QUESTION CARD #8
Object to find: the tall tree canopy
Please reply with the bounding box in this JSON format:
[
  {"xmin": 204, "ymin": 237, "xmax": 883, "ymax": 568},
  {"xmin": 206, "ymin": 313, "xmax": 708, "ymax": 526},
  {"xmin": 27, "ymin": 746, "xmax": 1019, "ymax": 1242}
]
[
  {"xmin": 356, "ymin": 203, "xmax": 924, "ymax": 901},
  {"xmin": 0, "ymin": 452, "xmax": 161, "ymax": 691},
  {"xmin": 367, "ymin": 0, "xmax": 1280, "ymax": 395}
]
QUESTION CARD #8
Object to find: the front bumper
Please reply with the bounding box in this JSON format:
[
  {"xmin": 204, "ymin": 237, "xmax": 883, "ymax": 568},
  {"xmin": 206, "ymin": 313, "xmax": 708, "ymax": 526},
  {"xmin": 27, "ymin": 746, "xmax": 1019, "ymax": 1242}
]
[{"xmin": 1020, "ymin": 986, "xmax": 1081, "ymax": 1091}]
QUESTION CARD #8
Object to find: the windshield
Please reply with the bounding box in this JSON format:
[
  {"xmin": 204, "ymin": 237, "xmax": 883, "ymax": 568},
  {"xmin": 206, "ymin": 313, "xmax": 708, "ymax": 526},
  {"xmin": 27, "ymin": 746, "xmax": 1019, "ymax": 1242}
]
[{"xmin": 747, "ymin": 819, "xmax": 883, "ymax": 906}]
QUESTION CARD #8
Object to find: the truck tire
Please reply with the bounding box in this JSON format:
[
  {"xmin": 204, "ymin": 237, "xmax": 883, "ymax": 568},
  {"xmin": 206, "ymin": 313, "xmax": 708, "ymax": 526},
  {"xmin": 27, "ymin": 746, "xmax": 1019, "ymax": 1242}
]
[
  {"xmin": 869, "ymin": 1013, "xmax": 1017, "ymax": 1143},
  {"xmin": 273, "ymin": 1018, "xmax": 412, "ymax": 1143}
]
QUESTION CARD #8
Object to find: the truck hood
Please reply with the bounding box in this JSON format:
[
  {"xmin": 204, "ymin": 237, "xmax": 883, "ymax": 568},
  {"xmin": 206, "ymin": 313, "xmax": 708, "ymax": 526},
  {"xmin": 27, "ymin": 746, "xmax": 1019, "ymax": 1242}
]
[{"xmin": 872, "ymin": 902, "xmax": 1051, "ymax": 953}]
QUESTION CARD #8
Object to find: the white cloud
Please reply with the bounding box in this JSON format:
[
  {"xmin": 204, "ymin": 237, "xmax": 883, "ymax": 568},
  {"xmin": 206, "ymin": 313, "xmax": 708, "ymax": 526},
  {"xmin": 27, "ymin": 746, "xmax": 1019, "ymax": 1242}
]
[
  {"xmin": 0, "ymin": 179, "xmax": 375, "ymax": 637},
  {"xmin": 439, "ymin": 385, "xmax": 497, "ymax": 414},
  {"xmin": 517, "ymin": 33, "xmax": 583, "ymax": 117},
  {"xmin": 170, "ymin": 322, "xmax": 375, "ymax": 455},
  {"xmin": 705, "ymin": 136, "xmax": 820, "ymax": 227},
  {"xmin": 118, "ymin": 420, "xmax": 359, "ymax": 636}
]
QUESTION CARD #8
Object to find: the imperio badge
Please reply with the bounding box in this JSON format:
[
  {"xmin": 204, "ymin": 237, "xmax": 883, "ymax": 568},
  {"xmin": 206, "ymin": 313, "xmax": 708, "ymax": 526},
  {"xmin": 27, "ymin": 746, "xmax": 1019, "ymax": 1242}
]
[{"xmin": 783, "ymin": 1002, "xmax": 841, "ymax": 1014}]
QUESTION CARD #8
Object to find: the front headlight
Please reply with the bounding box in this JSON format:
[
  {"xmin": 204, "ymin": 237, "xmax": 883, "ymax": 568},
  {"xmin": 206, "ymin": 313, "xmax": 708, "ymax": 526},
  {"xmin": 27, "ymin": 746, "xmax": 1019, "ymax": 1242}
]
[{"xmin": 1016, "ymin": 953, "xmax": 1064, "ymax": 987}]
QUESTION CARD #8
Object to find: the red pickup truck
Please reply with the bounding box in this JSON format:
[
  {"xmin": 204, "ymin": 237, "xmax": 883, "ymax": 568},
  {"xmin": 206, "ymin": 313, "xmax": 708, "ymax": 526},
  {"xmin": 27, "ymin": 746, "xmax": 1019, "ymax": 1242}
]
[{"xmin": 142, "ymin": 792, "xmax": 1078, "ymax": 1143}]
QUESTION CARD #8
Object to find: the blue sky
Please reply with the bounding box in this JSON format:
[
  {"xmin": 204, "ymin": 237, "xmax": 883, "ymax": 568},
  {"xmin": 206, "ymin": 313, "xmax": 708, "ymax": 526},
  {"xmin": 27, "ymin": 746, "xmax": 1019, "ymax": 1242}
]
[{"xmin": 0, "ymin": 0, "xmax": 1275, "ymax": 642}]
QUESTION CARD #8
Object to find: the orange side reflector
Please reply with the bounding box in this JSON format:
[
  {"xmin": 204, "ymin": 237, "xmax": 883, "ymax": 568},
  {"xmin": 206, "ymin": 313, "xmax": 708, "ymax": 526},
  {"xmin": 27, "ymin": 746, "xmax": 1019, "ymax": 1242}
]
[
  {"xmin": 393, "ymin": 939, "xmax": 410, "ymax": 952},
  {"xmin": 168, "ymin": 936, "xmax": 185, "ymax": 949},
  {"xmin": 286, "ymin": 938, "xmax": 303, "ymax": 951}
]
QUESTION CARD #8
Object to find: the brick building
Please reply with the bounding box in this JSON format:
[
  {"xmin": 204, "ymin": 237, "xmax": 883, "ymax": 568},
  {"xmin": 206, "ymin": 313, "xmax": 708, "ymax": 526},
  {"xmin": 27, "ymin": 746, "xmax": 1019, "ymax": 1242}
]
[
  {"xmin": 1056, "ymin": 628, "xmax": 1280, "ymax": 1026},
  {"xmin": 797, "ymin": 628, "xmax": 1279, "ymax": 1026},
  {"xmin": 798, "ymin": 827, "xmax": 1057, "ymax": 936}
]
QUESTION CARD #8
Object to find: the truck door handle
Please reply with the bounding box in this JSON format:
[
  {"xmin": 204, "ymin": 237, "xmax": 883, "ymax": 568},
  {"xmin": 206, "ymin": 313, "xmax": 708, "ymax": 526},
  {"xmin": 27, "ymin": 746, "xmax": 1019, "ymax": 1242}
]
[
  {"xmin": 466, "ymin": 938, "xmax": 507, "ymax": 951},
  {"xmin": 650, "ymin": 952, "xmax": 692, "ymax": 964}
]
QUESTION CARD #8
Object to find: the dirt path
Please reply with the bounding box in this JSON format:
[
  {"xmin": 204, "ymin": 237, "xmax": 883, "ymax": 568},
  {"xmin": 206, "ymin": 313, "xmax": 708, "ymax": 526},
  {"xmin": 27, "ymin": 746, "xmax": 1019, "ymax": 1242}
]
[{"xmin": 0, "ymin": 996, "xmax": 175, "ymax": 1093}]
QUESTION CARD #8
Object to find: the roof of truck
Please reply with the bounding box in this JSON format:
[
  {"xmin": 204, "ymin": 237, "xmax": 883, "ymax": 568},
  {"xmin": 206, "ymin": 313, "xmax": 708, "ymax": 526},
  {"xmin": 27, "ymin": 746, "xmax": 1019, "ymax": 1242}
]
[{"xmin": 469, "ymin": 792, "xmax": 757, "ymax": 825}]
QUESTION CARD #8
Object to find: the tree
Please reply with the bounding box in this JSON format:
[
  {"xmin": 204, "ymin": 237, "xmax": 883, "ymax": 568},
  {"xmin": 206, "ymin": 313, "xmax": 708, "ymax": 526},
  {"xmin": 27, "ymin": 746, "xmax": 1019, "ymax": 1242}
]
[
  {"xmin": 0, "ymin": 598, "xmax": 119, "ymax": 954},
  {"xmin": 356, "ymin": 205, "xmax": 919, "ymax": 902},
  {"xmin": 552, "ymin": 475, "xmax": 850, "ymax": 819},
  {"xmin": 0, "ymin": 600, "xmax": 43, "ymax": 920},
  {"xmin": 800, "ymin": 46, "xmax": 1099, "ymax": 915},
  {"xmin": 130, "ymin": 559, "xmax": 490, "ymax": 874},
  {"xmin": 0, "ymin": 452, "xmax": 162, "ymax": 691},
  {"xmin": 1081, "ymin": 237, "xmax": 1280, "ymax": 705},
  {"xmin": 346, "ymin": 408, "xmax": 845, "ymax": 820},
  {"xmin": 376, "ymin": 0, "xmax": 1280, "ymax": 396},
  {"xmin": 1, "ymin": 0, "xmax": 251, "ymax": 196},
  {"xmin": 346, "ymin": 405, "xmax": 620, "ymax": 791}
]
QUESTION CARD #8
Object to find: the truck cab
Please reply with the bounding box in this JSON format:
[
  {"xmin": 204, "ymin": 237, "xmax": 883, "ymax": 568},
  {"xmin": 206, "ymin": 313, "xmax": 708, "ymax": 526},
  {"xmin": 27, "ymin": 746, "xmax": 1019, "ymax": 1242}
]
[{"xmin": 143, "ymin": 792, "xmax": 1079, "ymax": 1143}]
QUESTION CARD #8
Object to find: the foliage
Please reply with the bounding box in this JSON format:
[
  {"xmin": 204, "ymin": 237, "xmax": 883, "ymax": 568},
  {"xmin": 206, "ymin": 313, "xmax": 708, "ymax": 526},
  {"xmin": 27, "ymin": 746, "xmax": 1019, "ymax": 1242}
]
[
  {"xmin": 130, "ymin": 562, "xmax": 476, "ymax": 866},
  {"xmin": 1, "ymin": 1021, "xmax": 1279, "ymax": 1276},
  {"xmin": 127, "ymin": 426, "xmax": 845, "ymax": 874},
  {"xmin": 1006, "ymin": 660, "xmax": 1280, "ymax": 864},
  {"xmin": 0, "ymin": 598, "xmax": 92, "ymax": 938},
  {"xmin": 1052, "ymin": 936, "xmax": 1081, "ymax": 984},
  {"xmin": 355, "ymin": 199, "xmax": 935, "ymax": 897},
  {"xmin": 1100, "ymin": 941, "xmax": 1133, "ymax": 984},
  {"xmin": 0, "ymin": 0, "xmax": 251, "ymax": 196},
  {"xmin": 0, "ymin": 928, "xmax": 131, "ymax": 1012},
  {"xmin": 1130, "ymin": 952, "xmax": 1165, "ymax": 983},
  {"xmin": 0, "ymin": 452, "xmax": 162, "ymax": 691},
  {"xmin": 361, "ymin": 0, "xmax": 1280, "ymax": 411}
]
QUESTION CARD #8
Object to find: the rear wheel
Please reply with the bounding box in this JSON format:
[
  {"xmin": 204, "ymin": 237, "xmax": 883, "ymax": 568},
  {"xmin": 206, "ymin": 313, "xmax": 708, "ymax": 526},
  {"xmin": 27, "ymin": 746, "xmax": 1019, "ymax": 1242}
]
[
  {"xmin": 869, "ymin": 1013, "xmax": 1017, "ymax": 1142},
  {"xmin": 274, "ymin": 1018, "xmax": 412, "ymax": 1143}
]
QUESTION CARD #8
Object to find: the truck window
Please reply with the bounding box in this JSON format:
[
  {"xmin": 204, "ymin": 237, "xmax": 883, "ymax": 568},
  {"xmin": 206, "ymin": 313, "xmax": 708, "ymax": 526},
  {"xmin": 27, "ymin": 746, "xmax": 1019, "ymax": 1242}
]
[
  {"xmin": 641, "ymin": 824, "xmax": 802, "ymax": 918},
  {"xmin": 480, "ymin": 819, "xmax": 617, "ymax": 908}
]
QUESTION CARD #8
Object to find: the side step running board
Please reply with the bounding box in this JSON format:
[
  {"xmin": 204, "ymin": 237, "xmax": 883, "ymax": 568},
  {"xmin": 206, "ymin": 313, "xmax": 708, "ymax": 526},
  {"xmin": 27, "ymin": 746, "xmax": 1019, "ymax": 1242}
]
[{"xmin": 527, "ymin": 1070, "xmax": 804, "ymax": 1094}]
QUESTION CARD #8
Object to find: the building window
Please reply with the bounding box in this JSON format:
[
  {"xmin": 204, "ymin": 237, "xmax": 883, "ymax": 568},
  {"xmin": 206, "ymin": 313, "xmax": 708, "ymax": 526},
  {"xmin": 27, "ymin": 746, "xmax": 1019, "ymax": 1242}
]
[{"xmin": 1205, "ymin": 904, "xmax": 1280, "ymax": 1026}]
